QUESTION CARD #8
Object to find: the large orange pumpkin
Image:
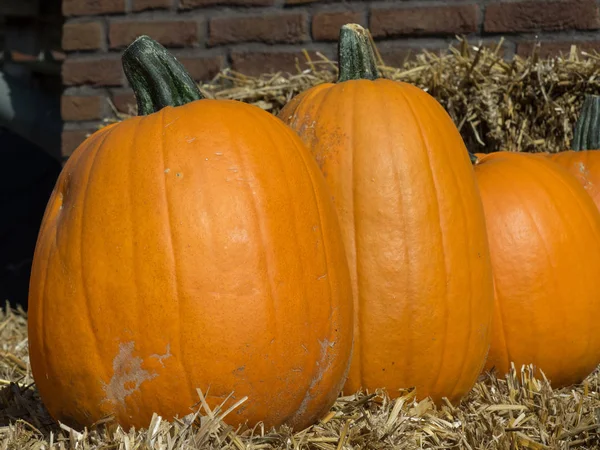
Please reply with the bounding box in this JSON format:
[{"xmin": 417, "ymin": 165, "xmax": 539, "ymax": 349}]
[
  {"xmin": 473, "ymin": 151, "xmax": 600, "ymax": 387},
  {"xmin": 550, "ymin": 95, "xmax": 600, "ymax": 208},
  {"xmin": 278, "ymin": 24, "xmax": 494, "ymax": 403},
  {"xmin": 28, "ymin": 36, "xmax": 353, "ymax": 431}
]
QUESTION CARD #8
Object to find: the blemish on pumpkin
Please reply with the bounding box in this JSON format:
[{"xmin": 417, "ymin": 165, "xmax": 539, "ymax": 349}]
[
  {"xmin": 164, "ymin": 118, "xmax": 179, "ymax": 128},
  {"xmin": 317, "ymin": 273, "xmax": 327, "ymax": 280},
  {"xmin": 578, "ymin": 162, "xmax": 594, "ymax": 190},
  {"xmin": 295, "ymin": 338, "xmax": 335, "ymax": 418},
  {"xmin": 150, "ymin": 344, "xmax": 172, "ymax": 367},
  {"xmin": 229, "ymin": 228, "xmax": 249, "ymax": 243},
  {"xmin": 165, "ymin": 168, "xmax": 170, "ymax": 174},
  {"xmin": 186, "ymin": 137, "xmax": 196, "ymax": 143},
  {"xmin": 101, "ymin": 341, "xmax": 169, "ymax": 408},
  {"xmin": 176, "ymin": 172, "xmax": 183, "ymax": 178}
]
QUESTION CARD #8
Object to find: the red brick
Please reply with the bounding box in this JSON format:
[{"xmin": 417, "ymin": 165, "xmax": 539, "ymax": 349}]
[
  {"xmin": 62, "ymin": 58, "xmax": 123, "ymax": 86},
  {"xmin": 62, "ymin": 22, "xmax": 104, "ymax": 51},
  {"xmin": 484, "ymin": 0, "xmax": 600, "ymax": 33},
  {"xmin": 109, "ymin": 20, "xmax": 199, "ymax": 49},
  {"xmin": 370, "ymin": 4, "xmax": 479, "ymax": 38},
  {"xmin": 62, "ymin": 129, "xmax": 94, "ymax": 158},
  {"xmin": 516, "ymin": 40, "xmax": 600, "ymax": 58},
  {"xmin": 209, "ymin": 13, "xmax": 308, "ymax": 46},
  {"xmin": 180, "ymin": 0, "xmax": 273, "ymax": 7},
  {"xmin": 230, "ymin": 50, "xmax": 323, "ymax": 76},
  {"xmin": 61, "ymin": 96, "xmax": 105, "ymax": 121},
  {"xmin": 178, "ymin": 56, "xmax": 224, "ymax": 81},
  {"xmin": 111, "ymin": 90, "xmax": 137, "ymax": 115},
  {"xmin": 133, "ymin": 0, "xmax": 172, "ymax": 11},
  {"xmin": 312, "ymin": 11, "xmax": 364, "ymax": 41},
  {"xmin": 63, "ymin": 0, "xmax": 124, "ymax": 16}
]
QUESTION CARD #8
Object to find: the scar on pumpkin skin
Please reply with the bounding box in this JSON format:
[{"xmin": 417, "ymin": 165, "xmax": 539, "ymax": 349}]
[
  {"xmin": 102, "ymin": 341, "xmax": 172, "ymax": 408},
  {"xmin": 294, "ymin": 339, "xmax": 335, "ymax": 418}
]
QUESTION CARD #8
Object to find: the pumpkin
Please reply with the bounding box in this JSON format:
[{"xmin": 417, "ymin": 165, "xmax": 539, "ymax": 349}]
[
  {"xmin": 278, "ymin": 24, "xmax": 494, "ymax": 403},
  {"xmin": 549, "ymin": 95, "xmax": 600, "ymax": 208},
  {"xmin": 28, "ymin": 36, "xmax": 353, "ymax": 431},
  {"xmin": 472, "ymin": 151, "xmax": 600, "ymax": 387}
]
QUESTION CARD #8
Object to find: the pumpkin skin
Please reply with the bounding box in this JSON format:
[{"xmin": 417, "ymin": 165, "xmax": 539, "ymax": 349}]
[
  {"xmin": 279, "ymin": 25, "xmax": 494, "ymax": 404},
  {"xmin": 473, "ymin": 152, "xmax": 600, "ymax": 387},
  {"xmin": 550, "ymin": 150, "xmax": 600, "ymax": 207},
  {"xmin": 28, "ymin": 38, "xmax": 353, "ymax": 431},
  {"xmin": 550, "ymin": 95, "xmax": 600, "ymax": 209}
]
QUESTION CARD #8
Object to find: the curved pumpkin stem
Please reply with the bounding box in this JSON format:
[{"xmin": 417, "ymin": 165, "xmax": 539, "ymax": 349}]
[
  {"xmin": 122, "ymin": 35, "xmax": 203, "ymax": 116},
  {"xmin": 337, "ymin": 24, "xmax": 380, "ymax": 82},
  {"xmin": 572, "ymin": 94, "xmax": 600, "ymax": 151}
]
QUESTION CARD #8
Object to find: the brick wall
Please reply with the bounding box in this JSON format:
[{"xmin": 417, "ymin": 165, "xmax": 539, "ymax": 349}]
[{"xmin": 61, "ymin": 0, "xmax": 600, "ymax": 160}]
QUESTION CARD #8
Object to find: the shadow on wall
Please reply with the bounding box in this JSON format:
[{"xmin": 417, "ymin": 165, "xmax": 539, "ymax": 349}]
[
  {"xmin": 0, "ymin": 128, "xmax": 62, "ymax": 310},
  {"xmin": 0, "ymin": 0, "xmax": 64, "ymax": 310}
]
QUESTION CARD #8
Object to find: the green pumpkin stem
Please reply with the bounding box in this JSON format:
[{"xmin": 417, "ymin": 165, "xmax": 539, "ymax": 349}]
[
  {"xmin": 122, "ymin": 35, "xmax": 203, "ymax": 116},
  {"xmin": 572, "ymin": 95, "xmax": 600, "ymax": 151},
  {"xmin": 337, "ymin": 24, "xmax": 380, "ymax": 82}
]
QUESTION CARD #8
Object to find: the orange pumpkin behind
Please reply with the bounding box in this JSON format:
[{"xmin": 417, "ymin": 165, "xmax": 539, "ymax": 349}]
[
  {"xmin": 28, "ymin": 37, "xmax": 353, "ymax": 431},
  {"xmin": 279, "ymin": 24, "xmax": 494, "ymax": 404},
  {"xmin": 473, "ymin": 151, "xmax": 600, "ymax": 387}
]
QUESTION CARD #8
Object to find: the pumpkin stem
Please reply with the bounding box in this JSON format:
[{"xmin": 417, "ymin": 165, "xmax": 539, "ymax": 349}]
[
  {"xmin": 572, "ymin": 95, "xmax": 600, "ymax": 151},
  {"xmin": 337, "ymin": 24, "xmax": 380, "ymax": 82},
  {"xmin": 122, "ymin": 35, "xmax": 203, "ymax": 116}
]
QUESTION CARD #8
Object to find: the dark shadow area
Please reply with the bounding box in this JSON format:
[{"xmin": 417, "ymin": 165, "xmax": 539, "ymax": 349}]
[
  {"xmin": 0, "ymin": 129, "xmax": 62, "ymax": 310},
  {"xmin": 0, "ymin": 0, "xmax": 63, "ymax": 310}
]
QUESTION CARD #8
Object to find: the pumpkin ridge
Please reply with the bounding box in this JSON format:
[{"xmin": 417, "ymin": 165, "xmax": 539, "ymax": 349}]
[
  {"xmin": 536, "ymin": 158, "xmax": 600, "ymax": 363},
  {"xmin": 507, "ymin": 159, "xmax": 561, "ymax": 372},
  {"xmin": 231, "ymin": 107, "xmax": 279, "ymax": 333},
  {"xmin": 537, "ymin": 161, "xmax": 595, "ymax": 364},
  {"xmin": 32, "ymin": 127, "xmax": 103, "ymax": 398},
  {"xmin": 420, "ymin": 90, "xmax": 479, "ymax": 401},
  {"xmin": 492, "ymin": 271, "xmax": 512, "ymax": 376},
  {"xmin": 157, "ymin": 106, "xmax": 196, "ymax": 408},
  {"xmin": 396, "ymin": 84, "xmax": 450, "ymax": 397},
  {"xmin": 347, "ymin": 81, "xmax": 364, "ymax": 389},
  {"xmin": 79, "ymin": 124, "xmax": 120, "ymax": 388},
  {"xmin": 478, "ymin": 159, "xmax": 521, "ymax": 376},
  {"xmin": 275, "ymin": 112, "xmax": 339, "ymax": 425}
]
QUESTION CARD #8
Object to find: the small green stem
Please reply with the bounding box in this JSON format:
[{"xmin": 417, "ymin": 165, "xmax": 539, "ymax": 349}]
[
  {"xmin": 337, "ymin": 24, "xmax": 380, "ymax": 83},
  {"xmin": 572, "ymin": 95, "xmax": 600, "ymax": 151},
  {"xmin": 122, "ymin": 35, "xmax": 203, "ymax": 116}
]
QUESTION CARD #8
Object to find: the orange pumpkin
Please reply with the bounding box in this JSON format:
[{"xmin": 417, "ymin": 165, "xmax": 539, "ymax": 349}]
[
  {"xmin": 472, "ymin": 151, "xmax": 600, "ymax": 387},
  {"xmin": 279, "ymin": 24, "xmax": 494, "ymax": 403},
  {"xmin": 28, "ymin": 36, "xmax": 353, "ymax": 431},
  {"xmin": 550, "ymin": 95, "xmax": 600, "ymax": 208}
]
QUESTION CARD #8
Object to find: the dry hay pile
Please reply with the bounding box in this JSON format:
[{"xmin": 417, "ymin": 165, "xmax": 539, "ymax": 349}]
[
  {"xmin": 1, "ymin": 302, "xmax": 600, "ymax": 449},
  {"xmin": 112, "ymin": 37, "xmax": 600, "ymax": 155}
]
